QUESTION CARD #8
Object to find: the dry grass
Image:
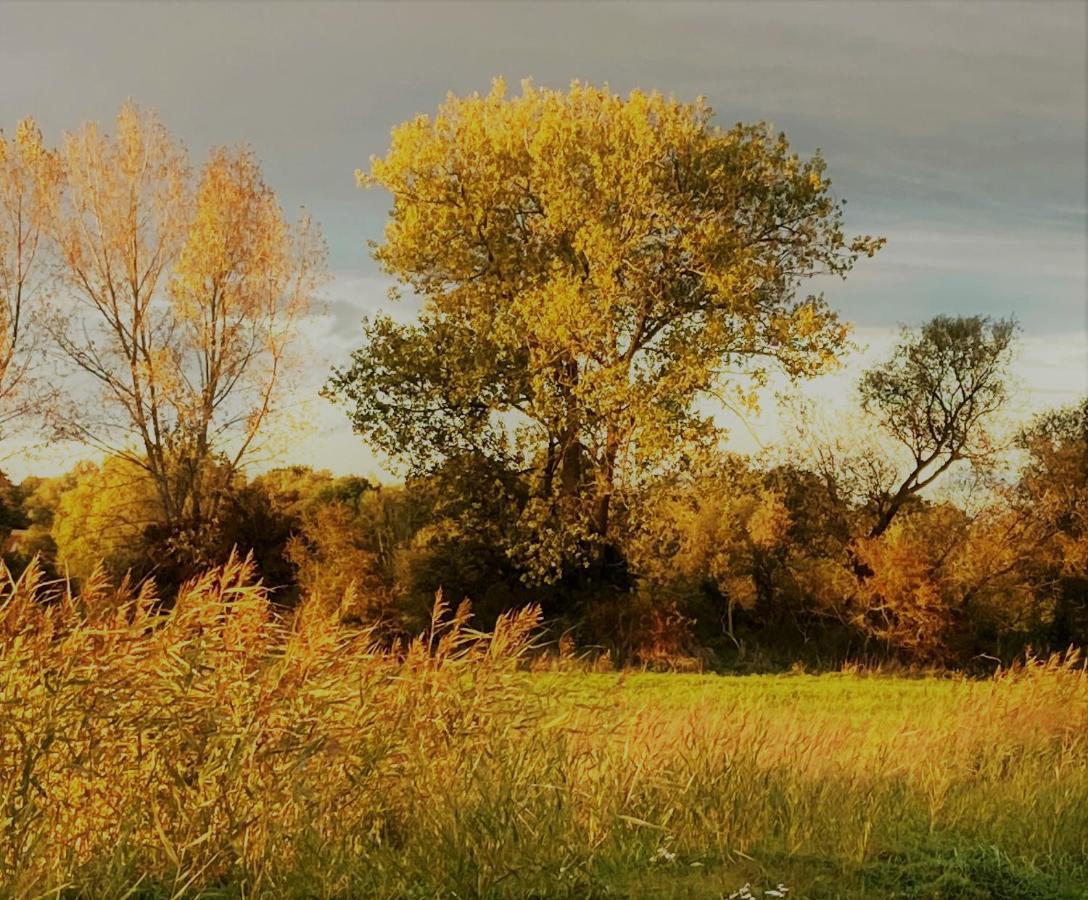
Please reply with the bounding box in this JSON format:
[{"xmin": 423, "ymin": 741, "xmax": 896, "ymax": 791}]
[{"xmin": 1, "ymin": 556, "xmax": 1086, "ymax": 898}]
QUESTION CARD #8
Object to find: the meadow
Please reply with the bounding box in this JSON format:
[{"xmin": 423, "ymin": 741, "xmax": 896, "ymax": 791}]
[{"xmin": 2, "ymin": 558, "xmax": 1086, "ymax": 899}]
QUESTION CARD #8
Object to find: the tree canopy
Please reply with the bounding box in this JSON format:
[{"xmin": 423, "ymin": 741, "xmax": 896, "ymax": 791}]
[
  {"xmin": 46, "ymin": 104, "xmax": 326, "ymax": 556},
  {"xmin": 859, "ymin": 314, "xmax": 1015, "ymax": 538},
  {"xmin": 0, "ymin": 119, "xmax": 62, "ymax": 437},
  {"xmin": 328, "ymin": 80, "xmax": 883, "ymax": 583}
]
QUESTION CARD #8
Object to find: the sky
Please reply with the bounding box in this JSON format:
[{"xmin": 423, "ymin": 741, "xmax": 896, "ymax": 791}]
[{"xmin": 1, "ymin": 0, "xmax": 1085, "ymax": 480}]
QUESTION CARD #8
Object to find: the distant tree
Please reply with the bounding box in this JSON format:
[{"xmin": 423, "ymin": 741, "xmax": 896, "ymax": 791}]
[
  {"xmin": 851, "ymin": 502, "xmax": 971, "ymax": 662},
  {"xmin": 249, "ymin": 466, "xmax": 343, "ymax": 519},
  {"xmin": 1016, "ymin": 398, "xmax": 1088, "ymax": 541},
  {"xmin": 15, "ymin": 471, "xmax": 78, "ymax": 532},
  {"xmin": 0, "ymin": 472, "xmax": 78, "ymax": 576},
  {"xmin": 0, "ymin": 470, "xmax": 22, "ymax": 534},
  {"xmin": 1013, "ymin": 398, "xmax": 1088, "ymax": 646},
  {"xmin": 47, "ymin": 104, "xmax": 325, "ymax": 560},
  {"xmin": 50, "ymin": 457, "xmax": 163, "ymax": 582},
  {"xmin": 630, "ymin": 458, "xmax": 859, "ymax": 653},
  {"xmin": 0, "ymin": 119, "xmax": 63, "ymax": 439},
  {"xmin": 386, "ymin": 454, "xmax": 532, "ymax": 627},
  {"xmin": 286, "ymin": 502, "xmax": 396, "ymax": 629},
  {"xmin": 229, "ymin": 468, "xmax": 381, "ymax": 598},
  {"xmin": 631, "ymin": 463, "xmax": 788, "ymax": 646},
  {"xmin": 329, "ymin": 79, "xmax": 882, "ymax": 584},
  {"xmin": 859, "ymin": 315, "xmax": 1015, "ymax": 539}
]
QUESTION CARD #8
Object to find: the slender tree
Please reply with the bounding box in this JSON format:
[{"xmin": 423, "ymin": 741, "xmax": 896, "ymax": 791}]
[
  {"xmin": 0, "ymin": 119, "xmax": 63, "ymax": 439},
  {"xmin": 48, "ymin": 104, "xmax": 325, "ymax": 550},
  {"xmin": 859, "ymin": 314, "xmax": 1016, "ymax": 539}
]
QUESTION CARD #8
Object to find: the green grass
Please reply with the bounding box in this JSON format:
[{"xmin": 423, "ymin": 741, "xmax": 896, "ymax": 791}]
[
  {"xmin": 2, "ymin": 561, "xmax": 1086, "ymax": 898},
  {"xmin": 514, "ymin": 670, "xmax": 1088, "ymax": 898}
]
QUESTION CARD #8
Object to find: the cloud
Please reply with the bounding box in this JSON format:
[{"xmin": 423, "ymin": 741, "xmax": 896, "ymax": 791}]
[{"xmin": 3, "ymin": 2, "xmax": 1083, "ymax": 285}]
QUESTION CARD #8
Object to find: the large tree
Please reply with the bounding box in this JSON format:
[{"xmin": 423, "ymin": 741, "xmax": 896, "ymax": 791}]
[
  {"xmin": 329, "ymin": 80, "xmax": 882, "ymax": 583},
  {"xmin": 47, "ymin": 104, "xmax": 325, "ymax": 548}
]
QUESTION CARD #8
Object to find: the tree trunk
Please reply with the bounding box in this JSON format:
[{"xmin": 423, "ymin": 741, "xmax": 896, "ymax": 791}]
[{"xmin": 593, "ymin": 427, "xmax": 620, "ymax": 539}]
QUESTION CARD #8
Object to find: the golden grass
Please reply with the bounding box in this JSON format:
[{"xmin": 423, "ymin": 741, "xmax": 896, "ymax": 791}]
[{"xmin": 1, "ymin": 556, "xmax": 1086, "ymax": 898}]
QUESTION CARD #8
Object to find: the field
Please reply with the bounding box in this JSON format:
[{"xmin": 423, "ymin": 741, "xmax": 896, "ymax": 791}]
[{"xmin": 2, "ymin": 560, "xmax": 1087, "ymax": 899}]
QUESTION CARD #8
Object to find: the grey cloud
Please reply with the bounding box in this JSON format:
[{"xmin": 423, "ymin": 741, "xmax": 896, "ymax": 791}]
[{"xmin": 0, "ymin": 0, "xmax": 1084, "ymax": 336}]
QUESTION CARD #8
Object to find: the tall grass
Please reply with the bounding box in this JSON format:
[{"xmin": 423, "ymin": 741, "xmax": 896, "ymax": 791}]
[{"xmin": 1, "ymin": 557, "xmax": 1086, "ymax": 898}]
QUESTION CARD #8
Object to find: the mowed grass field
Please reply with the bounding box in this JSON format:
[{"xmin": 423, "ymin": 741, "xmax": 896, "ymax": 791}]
[{"xmin": 2, "ymin": 561, "xmax": 1086, "ymax": 899}]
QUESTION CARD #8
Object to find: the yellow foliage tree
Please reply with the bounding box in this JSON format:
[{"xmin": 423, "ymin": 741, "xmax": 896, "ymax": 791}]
[
  {"xmin": 51, "ymin": 457, "xmax": 163, "ymax": 583},
  {"xmin": 852, "ymin": 507, "xmax": 961, "ymax": 661},
  {"xmin": 0, "ymin": 119, "xmax": 63, "ymax": 437},
  {"xmin": 286, "ymin": 502, "xmax": 395, "ymax": 629},
  {"xmin": 47, "ymin": 104, "xmax": 326, "ymax": 549},
  {"xmin": 330, "ymin": 80, "xmax": 882, "ymax": 583},
  {"xmin": 629, "ymin": 460, "xmax": 795, "ymax": 645}
]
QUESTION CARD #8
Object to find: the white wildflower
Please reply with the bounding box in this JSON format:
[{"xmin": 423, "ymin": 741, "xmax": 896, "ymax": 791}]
[{"xmin": 651, "ymin": 845, "xmax": 677, "ymax": 864}]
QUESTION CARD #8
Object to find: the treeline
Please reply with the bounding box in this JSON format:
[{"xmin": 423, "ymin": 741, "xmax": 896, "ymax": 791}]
[
  {"xmin": 1, "ymin": 83, "xmax": 1085, "ymax": 668},
  {"xmin": 3, "ymin": 385, "xmax": 1086, "ymax": 667}
]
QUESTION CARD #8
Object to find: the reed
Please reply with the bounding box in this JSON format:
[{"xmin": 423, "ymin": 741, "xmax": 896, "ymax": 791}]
[{"xmin": 1, "ymin": 557, "xmax": 1085, "ymax": 898}]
